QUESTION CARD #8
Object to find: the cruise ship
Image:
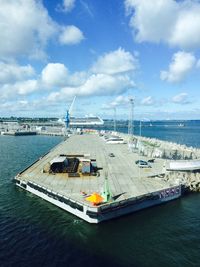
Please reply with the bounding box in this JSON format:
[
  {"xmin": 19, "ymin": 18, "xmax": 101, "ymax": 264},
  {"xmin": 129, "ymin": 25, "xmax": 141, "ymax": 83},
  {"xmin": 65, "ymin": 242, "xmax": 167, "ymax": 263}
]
[
  {"xmin": 58, "ymin": 96, "xmax": 104, "ymax": 127},
  {"xmin": 70, "ymin": 116, "xmax": 104, "ymax": 126}
]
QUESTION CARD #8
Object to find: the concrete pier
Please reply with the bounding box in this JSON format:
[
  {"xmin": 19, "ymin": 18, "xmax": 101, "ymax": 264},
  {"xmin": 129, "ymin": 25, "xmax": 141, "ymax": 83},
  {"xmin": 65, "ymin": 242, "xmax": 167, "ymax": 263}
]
[
  {"xmin": 15, "ymin": 132, "xmax": 186, "ymax": 223},
  {"xmin": 16, "ymin": 134, "xmax": 174, "ymax": 201}
]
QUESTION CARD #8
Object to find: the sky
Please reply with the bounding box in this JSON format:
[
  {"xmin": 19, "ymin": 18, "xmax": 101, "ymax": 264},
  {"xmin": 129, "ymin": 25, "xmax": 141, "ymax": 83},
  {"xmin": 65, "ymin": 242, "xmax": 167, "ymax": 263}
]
[{"xmin": 0, "ymin": 0, "xmax": 200, "ymax": 120}]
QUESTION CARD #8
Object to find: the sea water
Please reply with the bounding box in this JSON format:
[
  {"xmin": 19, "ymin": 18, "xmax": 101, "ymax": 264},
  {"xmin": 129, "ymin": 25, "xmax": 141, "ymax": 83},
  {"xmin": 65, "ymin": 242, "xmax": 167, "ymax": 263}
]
[{"xmin": 0, "ymin": 122, "xmax": 200, "ymax": 267}]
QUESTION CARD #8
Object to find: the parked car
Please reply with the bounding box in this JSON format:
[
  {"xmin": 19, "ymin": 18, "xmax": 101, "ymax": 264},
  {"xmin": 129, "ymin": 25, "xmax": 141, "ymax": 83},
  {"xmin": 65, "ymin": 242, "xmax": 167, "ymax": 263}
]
[
  {"xmin": 109, "ymin": 153, "xmax": 115, "ymax": 157},
  {"xmin": 135, "ymin": 160, "xmax": 146, "ymax": 165},
  {"xmin": 135, "ymin": 160, "xmax": 151, "ymax": 168},
  {"xmin": 148, "ymin": 159, "xmax": 155, "ymax": 163}
]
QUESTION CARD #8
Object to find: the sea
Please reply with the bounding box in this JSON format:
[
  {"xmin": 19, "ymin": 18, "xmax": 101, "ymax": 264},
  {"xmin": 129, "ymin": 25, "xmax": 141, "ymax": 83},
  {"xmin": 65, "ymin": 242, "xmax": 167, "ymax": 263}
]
[{"xmin": 0, "ymin": 120, "xmax": 200, "ymax": 267}]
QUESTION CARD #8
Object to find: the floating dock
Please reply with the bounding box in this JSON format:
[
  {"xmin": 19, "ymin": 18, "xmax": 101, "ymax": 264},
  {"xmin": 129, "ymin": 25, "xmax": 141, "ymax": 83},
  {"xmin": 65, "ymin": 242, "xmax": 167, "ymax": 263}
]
[{"xmin": 15, "ymin": 133, "xmax": 182, "ymax": 223}]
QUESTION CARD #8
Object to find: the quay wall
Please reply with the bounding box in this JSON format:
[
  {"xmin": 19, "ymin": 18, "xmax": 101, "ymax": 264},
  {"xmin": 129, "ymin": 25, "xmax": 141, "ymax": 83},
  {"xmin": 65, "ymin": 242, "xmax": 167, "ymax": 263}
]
[
  {"xmin": 118, "ymin": 133, "xmax": 200, "ymax": 192},
  {"xmin": 120, "ymin": 133, "xmax": 200, "ymax": 160}
]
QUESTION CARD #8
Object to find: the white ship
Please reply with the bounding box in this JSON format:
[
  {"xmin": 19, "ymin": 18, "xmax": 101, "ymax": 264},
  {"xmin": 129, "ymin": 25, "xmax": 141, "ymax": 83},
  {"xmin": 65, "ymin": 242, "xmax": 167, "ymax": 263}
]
[
  {"xmin": 70, "ymin": 116, "xmax": 104, "ymax": 126},
  {"xmin": 58, "ymin": 96, "xmax": 104, "ymax": 127}
]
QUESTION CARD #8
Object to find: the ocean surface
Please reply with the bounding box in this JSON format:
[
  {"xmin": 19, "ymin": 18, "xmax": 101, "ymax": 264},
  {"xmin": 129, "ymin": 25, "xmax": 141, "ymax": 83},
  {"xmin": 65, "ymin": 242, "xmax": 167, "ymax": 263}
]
[{"xmin": 0, "ymin": 121, "xmax": 200, "ymax": 267}]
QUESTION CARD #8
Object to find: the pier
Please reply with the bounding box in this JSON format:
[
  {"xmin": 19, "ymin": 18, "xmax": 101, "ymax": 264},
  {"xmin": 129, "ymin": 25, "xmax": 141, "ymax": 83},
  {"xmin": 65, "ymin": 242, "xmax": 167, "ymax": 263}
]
[{"xmin": 15, "ymin": 132, "xmax": 185, "ymax": 223}]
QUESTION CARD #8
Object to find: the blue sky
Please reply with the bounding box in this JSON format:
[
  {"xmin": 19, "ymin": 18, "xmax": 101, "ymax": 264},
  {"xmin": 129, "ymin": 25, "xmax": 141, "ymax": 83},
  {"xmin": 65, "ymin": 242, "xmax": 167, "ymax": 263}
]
[{"xmin": 0, "ymin": 0, "xmax": 200, "ymax": 120}]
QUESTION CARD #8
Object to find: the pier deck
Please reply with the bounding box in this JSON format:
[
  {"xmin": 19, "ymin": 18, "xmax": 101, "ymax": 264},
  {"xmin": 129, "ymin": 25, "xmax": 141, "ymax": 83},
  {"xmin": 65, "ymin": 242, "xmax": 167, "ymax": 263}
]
[{"xmin": 17, "ymin": 134, "xmax": 173, "ymax": 205}]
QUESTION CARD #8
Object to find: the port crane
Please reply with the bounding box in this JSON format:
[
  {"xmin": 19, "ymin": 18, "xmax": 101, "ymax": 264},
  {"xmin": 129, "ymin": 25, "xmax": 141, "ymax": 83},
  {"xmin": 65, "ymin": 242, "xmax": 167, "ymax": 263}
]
[{"xmin": 65, "ymin": 96, "xmax": 76, "ymax": 129}]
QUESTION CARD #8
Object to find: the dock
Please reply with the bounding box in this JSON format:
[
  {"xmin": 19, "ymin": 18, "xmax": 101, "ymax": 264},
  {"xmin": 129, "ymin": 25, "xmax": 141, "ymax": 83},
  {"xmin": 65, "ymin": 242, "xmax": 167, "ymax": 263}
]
[{"xmin": 15, "ymin": 133, "xmax": 183, "ymax": 223}]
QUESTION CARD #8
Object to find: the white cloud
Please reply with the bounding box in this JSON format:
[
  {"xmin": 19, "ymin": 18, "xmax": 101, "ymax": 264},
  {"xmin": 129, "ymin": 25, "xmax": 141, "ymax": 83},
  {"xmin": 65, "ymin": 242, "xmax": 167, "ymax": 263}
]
[
  {"xmin": 45, "ymin": 48, "xmax": 137, "ymax": 102},
  {"xmin": 69, "ymin": 71, "xmax": 87, "ymax": 86},
  {"xmin": 41, "ymin": 63, "xmax": 87, "ymax": 88},
  {"xmin": 125, "ymin": 0, "xmax": 200, "ymax": 49},
  {"xmin": 63, "ymin": 0, "xmax": 76, "ymax": 12},
  {"xmin": 160, "ymin": 51, "xmax": 196, "ymax": 83},
  {"xmin": 0, "ymin": 48, "xmax": 136, "ymax": 112},
  {"xmin": 0, "ymin": 0, "xmax": 57, "ymax": 60},
  {"xmin": 18, "ymin": 100, "xmax": 29, "ymax": 106},
  {"xmin": 0, "ymin": 1, "xmax": 84, "ymax": 60},
  {"xmin": 0, "ymin": 61, "xmax": 38, "ymax": 100},
  {"xmin": 1, "ymin": 79, "xmax": 38, "ymax": 99},
  {"xmin": 41, "ymin": 63, "xmax": 69, "ymax": 88},
  {"xmin": 76, "ymin": 74, "xmax": 134, "ymax": 96},
  {"xmin": 125, "ymin": 0, "xmax": 177, "ymax": 43},
  {"xmin": 170, "ymin": 4, "xmax": 200, "ymax": 49},
  {"xmin": 47, "ymin": 73, "xmax": 134, "ymax": 102},
  {"xmin": 0, "ymin": 97, "xmax": 70, "ymax": 117},
  {"xmin": 92, "ymin": 48, "xmax": 138, "ymax": 75},
  {"xmin": 172, "ymin": 92, "xmax": 190, "ymax": 104},
  {"xmin": 108, "ymin": 95, "xmax": 131, "ymax": 108},
  {"xmin": 141, "ymin": 96, "xmax": 155, "ymax": 106},
  {"xmin": 16, "ymin": 80, "xmax": 38, "ymax": 95},
  {"xmin": 0, "ymin": 62, "xmax": 35, "ymax": 84},
  {"xmin": 59, "ymin": 25, "xmax": 84, "ymax": 45}
]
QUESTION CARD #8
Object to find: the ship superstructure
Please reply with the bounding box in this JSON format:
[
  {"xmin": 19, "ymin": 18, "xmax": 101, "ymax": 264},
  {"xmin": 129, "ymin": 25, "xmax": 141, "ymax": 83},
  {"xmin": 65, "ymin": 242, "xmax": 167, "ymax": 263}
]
[
  {"xmin": 61, "ymin": 96, "xmax": 104, "ymax": 127},
  {"xmin": 70, "ymin": 116, "xmax": 104, "ymax": 126}
]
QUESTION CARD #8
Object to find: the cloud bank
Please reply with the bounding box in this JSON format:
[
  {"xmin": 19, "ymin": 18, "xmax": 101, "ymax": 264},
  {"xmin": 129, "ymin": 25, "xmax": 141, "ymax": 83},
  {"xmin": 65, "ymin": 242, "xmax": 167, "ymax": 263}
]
[
  {"xmin": 125, "ymin": 0, "xmax": 200, "ymax": 49},
  {"xmin": 0, "ymin": 0, "xmax": 84, "ymax": 60},
  {"xmin": 0, "ymin": 48, "xmax": 137, "ymax": 112},
  {"xmin": 160, "ymin": 51, "xmax": 196, "ymax": 83}
]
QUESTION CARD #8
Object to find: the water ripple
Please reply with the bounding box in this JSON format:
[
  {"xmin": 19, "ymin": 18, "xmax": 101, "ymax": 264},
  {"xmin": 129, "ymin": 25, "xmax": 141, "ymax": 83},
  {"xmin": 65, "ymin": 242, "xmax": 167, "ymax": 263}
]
[{"xmin": 0, "ymin": 131, "xmax": 200, "ymax": 267}]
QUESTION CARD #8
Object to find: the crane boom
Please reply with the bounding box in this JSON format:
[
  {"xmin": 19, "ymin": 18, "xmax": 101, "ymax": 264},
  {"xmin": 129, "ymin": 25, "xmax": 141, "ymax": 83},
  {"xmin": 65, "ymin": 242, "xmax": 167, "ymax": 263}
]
[
  {"xmin": 65, "ymin": 96, "xmax": 76, "ymax": 129},
  {"xmin": 69, "ymin": 96, "xmax": 76, "ymax": 115}
]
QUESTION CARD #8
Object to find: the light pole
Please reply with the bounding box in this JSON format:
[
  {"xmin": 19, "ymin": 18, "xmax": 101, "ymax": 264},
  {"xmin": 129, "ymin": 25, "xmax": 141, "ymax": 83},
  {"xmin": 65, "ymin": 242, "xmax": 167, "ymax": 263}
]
[
  {"xmin": 113, "ymin": 107, "xmax": 116, "ymax": 132},
  {"xmin": 128, "ymin": 97, "xmax": 134, "ymax": 149}
]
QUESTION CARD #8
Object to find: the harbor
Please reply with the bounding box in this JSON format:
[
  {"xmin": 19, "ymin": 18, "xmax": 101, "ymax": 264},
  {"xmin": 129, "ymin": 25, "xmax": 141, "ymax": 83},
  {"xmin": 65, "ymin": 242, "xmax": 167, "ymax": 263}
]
[
  {"xmin": 1, "ymin": 0, "xmax": 200, "ymax": 265},
  {"xmin": 3, "ymin": 113, "xmax": 200, "ymax": 223},
  {"xmin": 1, "ymin": 129, "xmax": 200, "ymax": 266},
  {"xmin": 14, "ymin": 129, "xmax": 198, "ymax": 223}
]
